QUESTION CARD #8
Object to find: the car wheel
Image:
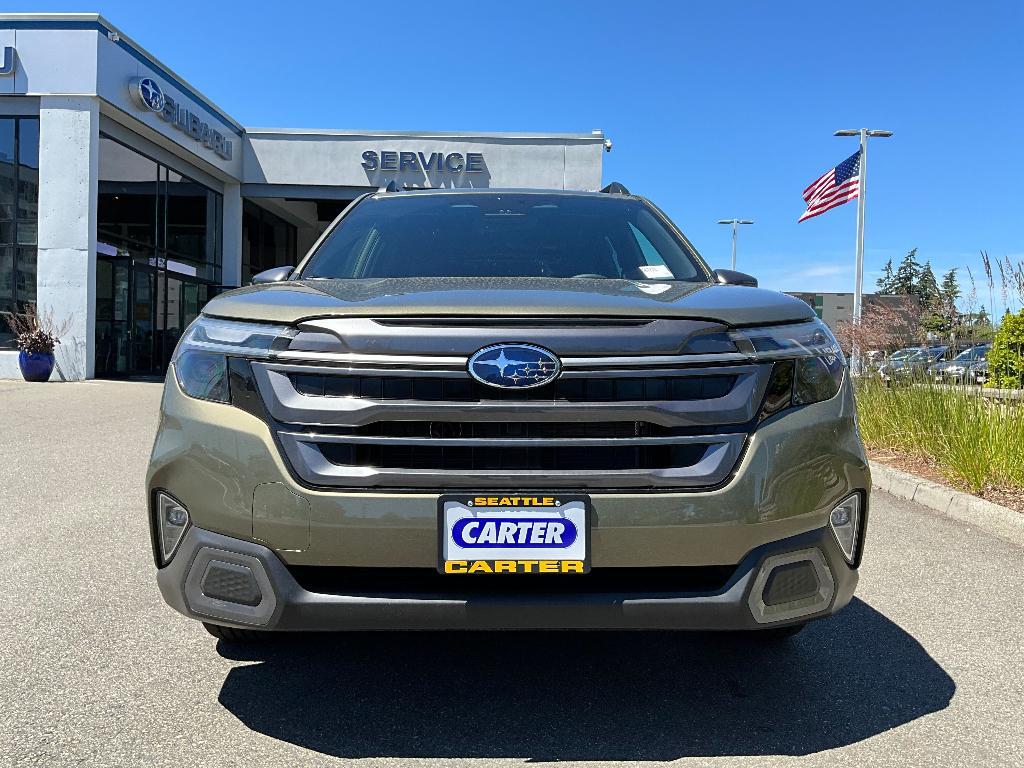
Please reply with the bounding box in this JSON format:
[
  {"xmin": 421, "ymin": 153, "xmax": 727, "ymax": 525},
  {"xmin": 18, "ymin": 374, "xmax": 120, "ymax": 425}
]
[{"xmin": 203, "ymin": 622, "xmax": 266, "ymax": 643}]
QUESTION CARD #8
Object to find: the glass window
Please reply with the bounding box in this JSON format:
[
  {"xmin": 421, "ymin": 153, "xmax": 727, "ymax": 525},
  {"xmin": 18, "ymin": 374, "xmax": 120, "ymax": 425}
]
[
  {"xmin": 95, "ymin": 134, "xmax": 224, "ymax": 374},
  {"xmin": 0, "ymin": 117, "xmax": 39, "ymax": 348},
  {"xmin": 241, "ymin": 201, "xmax": 297, "ymax": 283},
  {"xmin": 301, "ymin": 193, "xmax": 709, "ymax": 281},
  {"xmin": 98, "ymin": 136, "xmax": 159, "ymax": 252},
  {"xmin": 97, "ymin": 134, "xmax": 222, "ymax": 282}
]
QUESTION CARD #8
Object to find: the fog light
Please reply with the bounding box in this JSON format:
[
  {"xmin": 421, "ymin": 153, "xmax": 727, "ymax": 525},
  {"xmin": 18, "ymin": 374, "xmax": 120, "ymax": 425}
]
[
  {"xmin": 829, "ymin": 494, "xmax": 861, "ymax": 563},
  {"xmin": 156, "ymin": 492, "xmax": 190, "ymax": 564}
]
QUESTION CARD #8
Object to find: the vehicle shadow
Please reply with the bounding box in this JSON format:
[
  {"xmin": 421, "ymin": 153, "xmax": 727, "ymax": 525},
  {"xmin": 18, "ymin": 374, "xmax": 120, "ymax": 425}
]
[{"xmin": 215, "ymin": 598, "xmax": 954, "ymax": 760}]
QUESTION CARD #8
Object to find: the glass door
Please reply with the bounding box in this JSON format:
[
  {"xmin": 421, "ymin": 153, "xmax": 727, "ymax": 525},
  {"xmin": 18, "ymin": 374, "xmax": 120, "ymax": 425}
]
[
  {"xmin": 131, "ymin": 263, "xmax": 157, "ymax": 375},
  {"xmin": 95, "ymin": 256, "xmax": 132, "ymax": 376},
  {"xmin": 96, "ymin": 256, "xmax": 214, "ymax": 377}
]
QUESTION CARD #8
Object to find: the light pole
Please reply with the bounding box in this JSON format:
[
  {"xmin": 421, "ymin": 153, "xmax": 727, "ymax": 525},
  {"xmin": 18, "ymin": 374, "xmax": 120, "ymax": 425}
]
[
  {"xmin": 717, "ymin": 219, "xmax": 754, "ymax": 271},
  {"xmin": 834, "ymin": 128, "xmax": 893, "ymax": 375}
]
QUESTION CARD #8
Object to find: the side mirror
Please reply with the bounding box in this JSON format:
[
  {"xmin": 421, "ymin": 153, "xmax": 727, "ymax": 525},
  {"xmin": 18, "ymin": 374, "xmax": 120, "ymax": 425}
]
[
  {"xmin": 251, "ymin": 265, "xmax": 295, "ymax": 285},
  {"xmin": 712, "ymin": 268, "xmax": 758, "ymax": 288}
]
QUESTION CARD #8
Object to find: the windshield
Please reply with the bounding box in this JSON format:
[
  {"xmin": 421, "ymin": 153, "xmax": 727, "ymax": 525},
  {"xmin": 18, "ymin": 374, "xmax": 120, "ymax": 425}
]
[
  {"xmin": 952, "ymin": 346, "xmax": 989, "ymax": 362},
  {"xmin": 300, "ymin": 193, "xmax": 710, "ymax": 281},
  {"xmin": 906, "ymin": 348, "xmax": 945, "ymax": 363},
  {"xmin": 890, "ymin": 348, "xmax": 921, "ymax": 360}
]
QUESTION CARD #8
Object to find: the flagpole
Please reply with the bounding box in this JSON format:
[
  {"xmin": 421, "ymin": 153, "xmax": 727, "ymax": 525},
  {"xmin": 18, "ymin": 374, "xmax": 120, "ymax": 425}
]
[
  {"xmin": 834, "ymin": 128, "xmax": 893, "ymax": 375},
  {"xmin": 852, "ymin": 129, "xmax": 868, "ymax": 376}
]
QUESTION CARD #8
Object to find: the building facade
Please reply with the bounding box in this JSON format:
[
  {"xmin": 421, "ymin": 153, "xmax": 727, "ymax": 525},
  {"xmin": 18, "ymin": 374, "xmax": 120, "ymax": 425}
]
[
  {"xmin": 0, "ymin": 14, "xmax": 608, "ymax": 379},
  {"xmin": 786, "ymin": 291, "xmax": 913, "ymax": 335}
]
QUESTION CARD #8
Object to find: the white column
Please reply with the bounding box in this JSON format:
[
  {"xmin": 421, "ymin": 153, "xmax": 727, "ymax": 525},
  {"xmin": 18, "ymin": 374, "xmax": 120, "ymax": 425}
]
[
  {"xmin": 36, "ymin": 95, "xmax": 99, "ymax": 380},
  {"xmin": 221, "ymin": 181, "xmax": 243, "ymax": 287}
]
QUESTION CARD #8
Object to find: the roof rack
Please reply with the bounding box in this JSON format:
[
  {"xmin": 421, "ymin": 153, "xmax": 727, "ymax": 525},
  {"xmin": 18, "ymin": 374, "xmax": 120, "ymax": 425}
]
[{"xmin": 600, "ymin": 181, "xmax": 631, "ymax": 195}]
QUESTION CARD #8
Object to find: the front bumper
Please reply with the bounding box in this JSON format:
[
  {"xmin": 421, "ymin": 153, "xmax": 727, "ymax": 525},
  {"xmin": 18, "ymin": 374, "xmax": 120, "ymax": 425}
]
[{"xmin": 157, "ymin": 523, "xmax": 859, "ymax": 632}]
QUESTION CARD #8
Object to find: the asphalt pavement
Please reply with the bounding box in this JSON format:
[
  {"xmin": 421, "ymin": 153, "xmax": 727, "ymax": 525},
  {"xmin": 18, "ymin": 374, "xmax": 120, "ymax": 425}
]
[{"xmin": 1, "ymin": 379, "xmax": 1022, "ymax": 767}]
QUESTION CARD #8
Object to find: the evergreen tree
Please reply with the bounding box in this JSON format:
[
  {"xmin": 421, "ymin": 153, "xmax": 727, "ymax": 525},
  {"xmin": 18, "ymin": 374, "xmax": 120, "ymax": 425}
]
[
  {"xmin": 891, "ymin": 248, "xmax": 921, "ymax": 295},
  {"xmin": 940, "ymin": 268, "xmax": 961, "ymax": 325},
  {"xmin": 876, "ymin": 258, "xmax": 895, "ymax": 293},
  {"xmin": 940, "ymin": 268, "xmax": 961, "ymax": 306},
  {"xmin": 917, "ymin": 262, "xmax": 940, "ymax": 306}
]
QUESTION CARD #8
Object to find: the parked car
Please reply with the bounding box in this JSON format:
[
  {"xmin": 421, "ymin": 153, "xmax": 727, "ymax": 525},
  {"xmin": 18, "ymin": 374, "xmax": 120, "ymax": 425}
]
[
  {"xmin": 878, "ymin": 346, "xmax": 948, "ymax": 383},
  {"xmin": 929, "ymin": 344, "xmax": 991, "ymax": 384},
  {"xmin": 971, "ymin": 358, "xmax": 989, "ymax": 385},
  {"xmin": 864, "ymin": 350, "xmax": 886, "ymax": 371},
  {"xmin": 148, "ymin": 186, "xmax": 869, "ymax": 642}
]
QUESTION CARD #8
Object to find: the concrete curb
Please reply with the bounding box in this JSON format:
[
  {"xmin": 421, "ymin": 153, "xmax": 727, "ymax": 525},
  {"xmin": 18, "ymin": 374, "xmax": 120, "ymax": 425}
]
[{"xmin": 871, "ymin": 461, "xmax": 1024, "ymax": 548}]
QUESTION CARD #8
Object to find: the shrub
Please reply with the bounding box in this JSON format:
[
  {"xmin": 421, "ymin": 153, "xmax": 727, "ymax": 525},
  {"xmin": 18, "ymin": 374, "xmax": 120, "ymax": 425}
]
[
  {"xmin": 986, "ymin": 310, "xmax": 1024, "ymax": 389},
  {"xmin": 856, "ymin": 378, "xmax": 1024, "ymax": 493},
  {"xmin": 0, "ymin": 306, "xmax": 67, "ymax": 355}
]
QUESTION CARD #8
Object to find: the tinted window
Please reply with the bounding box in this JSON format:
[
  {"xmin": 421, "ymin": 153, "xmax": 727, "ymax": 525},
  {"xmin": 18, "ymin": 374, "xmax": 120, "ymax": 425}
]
[
  {"xmin": 301, "ymin": 193, "xmax": 709, "ymax": 281},
  {"xmin": 952, "ymin": 345, "xmax": 989, "ymax": 362},
  {"xmin": 0, "ymin": 117, "xmax": 39, "ymax": 348}
]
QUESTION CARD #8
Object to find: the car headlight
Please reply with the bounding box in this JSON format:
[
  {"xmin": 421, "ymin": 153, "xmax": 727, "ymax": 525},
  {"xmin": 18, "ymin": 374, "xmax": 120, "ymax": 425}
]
[
  {"xmin": 724, "ymin": 319, "xmax": 846, "ymax": 420},
  {"xmin": 171, "ymin": 316, "xmax": 295, "ymax": 402}
]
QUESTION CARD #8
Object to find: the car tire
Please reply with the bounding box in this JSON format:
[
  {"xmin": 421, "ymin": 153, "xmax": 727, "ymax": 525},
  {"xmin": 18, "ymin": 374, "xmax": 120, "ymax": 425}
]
[{"xmin": 203, "ymin": 622, "xmax": 266, "ymax": 643}]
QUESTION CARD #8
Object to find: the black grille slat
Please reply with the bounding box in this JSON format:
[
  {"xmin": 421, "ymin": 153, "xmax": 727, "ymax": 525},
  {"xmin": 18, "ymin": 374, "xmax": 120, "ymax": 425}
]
[
  {"xmin": 318, "ymin": 442, "xmax": 708, "ymax": 471},
  {"xmin": 291, "ymin": 373, "xmax": 737, "ymax": 403},
  {"xmin": 308, "ymin": 421, "xmax": 737, "ymax": 439}
]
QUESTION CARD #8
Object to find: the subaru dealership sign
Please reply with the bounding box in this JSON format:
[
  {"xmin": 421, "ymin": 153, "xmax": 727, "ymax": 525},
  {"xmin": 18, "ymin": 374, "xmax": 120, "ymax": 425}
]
[{"xmin": 129, "ymin": 76, "xmax": 234, "ymax": 161}]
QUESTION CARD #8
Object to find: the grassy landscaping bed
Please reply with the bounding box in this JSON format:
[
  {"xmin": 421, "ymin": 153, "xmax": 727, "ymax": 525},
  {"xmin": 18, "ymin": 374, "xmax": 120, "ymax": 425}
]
[{"xmin": 855, "ymin": 378, "xmax": 1024, "ymax": 512}]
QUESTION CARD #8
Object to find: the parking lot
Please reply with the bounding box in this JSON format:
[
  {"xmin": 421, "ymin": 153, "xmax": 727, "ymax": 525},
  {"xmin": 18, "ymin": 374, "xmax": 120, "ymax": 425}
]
[{"xmin": 1, "ymin": 379, "xmax": 1022, "ymax": 767}]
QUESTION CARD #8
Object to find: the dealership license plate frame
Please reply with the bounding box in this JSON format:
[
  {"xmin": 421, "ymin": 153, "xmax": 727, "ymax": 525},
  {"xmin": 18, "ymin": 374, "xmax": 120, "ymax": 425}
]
[{"xmin": 437, "ymin": 493, "xmax": 592, "ymax": 574}]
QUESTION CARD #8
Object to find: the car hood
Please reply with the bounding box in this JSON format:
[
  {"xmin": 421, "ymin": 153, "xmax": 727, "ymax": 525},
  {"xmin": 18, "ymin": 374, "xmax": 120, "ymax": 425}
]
[{"xmin": 201, "ymin": 277, "xmax": 816, "ymax": 326}]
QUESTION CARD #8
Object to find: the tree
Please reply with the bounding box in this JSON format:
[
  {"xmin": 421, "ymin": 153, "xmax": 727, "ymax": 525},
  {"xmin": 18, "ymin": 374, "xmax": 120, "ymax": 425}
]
[
  {"xmin": 960, "ymin": 306, "xmax": 995, "ymax": 344},
  {"xmin": 914, "ymin": 261, "xmax": 944, "ymax": 336},
  {"xmin": 917, "ymin": 261, "xmax": 940, "ymax": 306},
  {"xmin": 876, "ymin": 258, "xmax": 895, "ymax": 293},
  {"xmin": 938, "ymin": 268, "xmax": 962, "ymax": 336},
  {"xmin": 834, "ymin": 297, "xmax": 922, "ymax": 354},
  {"xmin": 891, "ymin": 248, "xmax": 922, "ymax": 296},
  {"xmin": 940, "ymin": 268, "xmax": 961, "ymax": 308},
  {"xmin": 986, "ymin": 309, "xmax": 1024, "ymax": 388}
]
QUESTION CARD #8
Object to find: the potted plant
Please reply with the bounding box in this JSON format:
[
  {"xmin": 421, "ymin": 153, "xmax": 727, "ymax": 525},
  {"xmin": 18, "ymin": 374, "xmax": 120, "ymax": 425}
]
[{"xmin": 1, "ymin": 307, "xmax": 68, "ymax": 382}]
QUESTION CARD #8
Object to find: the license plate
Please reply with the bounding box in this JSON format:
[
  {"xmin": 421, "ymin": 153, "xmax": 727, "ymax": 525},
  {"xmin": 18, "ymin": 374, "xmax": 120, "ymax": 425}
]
[{"xmin": 438, "ymin": 494, "xmax": 590, "ymax": 574}]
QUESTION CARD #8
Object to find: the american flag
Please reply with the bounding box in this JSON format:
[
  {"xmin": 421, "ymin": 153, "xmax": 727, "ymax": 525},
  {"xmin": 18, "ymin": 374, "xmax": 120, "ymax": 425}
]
[{"xmin": 799, "ymin": 150, "xmax": 861, "ymax": 222}]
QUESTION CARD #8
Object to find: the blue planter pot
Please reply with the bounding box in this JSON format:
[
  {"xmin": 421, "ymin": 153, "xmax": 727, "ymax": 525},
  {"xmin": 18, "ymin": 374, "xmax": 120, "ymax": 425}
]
[{"xmin": 18, "ymin": 351, "xmax": 55, "ymax": 382}]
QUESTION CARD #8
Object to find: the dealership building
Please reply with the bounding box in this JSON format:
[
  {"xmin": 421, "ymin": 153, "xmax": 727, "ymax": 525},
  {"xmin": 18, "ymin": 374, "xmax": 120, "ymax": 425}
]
[{"xmin": 0, "ymin": 14, "xmax": 608, "ymax": 379}]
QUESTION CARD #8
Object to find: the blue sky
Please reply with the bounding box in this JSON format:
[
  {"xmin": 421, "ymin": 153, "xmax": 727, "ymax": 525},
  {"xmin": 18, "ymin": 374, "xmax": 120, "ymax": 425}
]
[{"xmin": 16, "ymin": 1, "xmax": 1024, "ymax": 311}]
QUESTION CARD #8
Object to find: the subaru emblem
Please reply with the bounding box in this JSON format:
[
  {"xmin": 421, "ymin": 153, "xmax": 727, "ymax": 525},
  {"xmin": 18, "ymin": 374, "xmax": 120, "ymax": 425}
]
[
  {"xmin": 130, "ymin": 77, "xmax": 165, "ymax": 112},
  {"xmin": 468, "ymin": 344, "xmax": 561, "ymax": 389}
]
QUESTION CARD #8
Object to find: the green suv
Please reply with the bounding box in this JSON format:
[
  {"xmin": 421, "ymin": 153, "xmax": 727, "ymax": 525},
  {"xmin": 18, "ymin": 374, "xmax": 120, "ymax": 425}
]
[{"xmin": 148, "ymin": 188, "xmax": 869, "ymax": 641}]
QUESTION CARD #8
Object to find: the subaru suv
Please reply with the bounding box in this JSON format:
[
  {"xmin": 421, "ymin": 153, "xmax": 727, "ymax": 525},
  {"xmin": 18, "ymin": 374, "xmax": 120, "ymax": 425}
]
[{"xmin": 148, "ymin": 187, "xmax": 869, "ymax": 642}]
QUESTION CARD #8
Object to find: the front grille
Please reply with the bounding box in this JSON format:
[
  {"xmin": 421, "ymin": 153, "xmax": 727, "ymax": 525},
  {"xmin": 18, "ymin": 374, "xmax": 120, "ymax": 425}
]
[
  {"xmin": 318, "ymin": 442, "xmax": 709, "ymax": 471},
  {"xmin": 290, "ymin": 373, "xmax": 736, "ymax": 402},
  {"xmin": 288, "ymin": 565, "xmax": 737, "ymax": 597},
  {"xmin": 249, "ymin": 333, "xmax": 770, "ymax": 489}
]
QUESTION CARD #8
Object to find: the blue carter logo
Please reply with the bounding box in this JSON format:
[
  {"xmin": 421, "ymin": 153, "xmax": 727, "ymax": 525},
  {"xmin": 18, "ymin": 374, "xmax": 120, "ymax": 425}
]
[
  {"xmin": 468, "ymin": 344, "xmax": 561, "ymax": 389},
  {"xmin": 452, "ymin": 517, "xmax": 578, "ymax": 548}
]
